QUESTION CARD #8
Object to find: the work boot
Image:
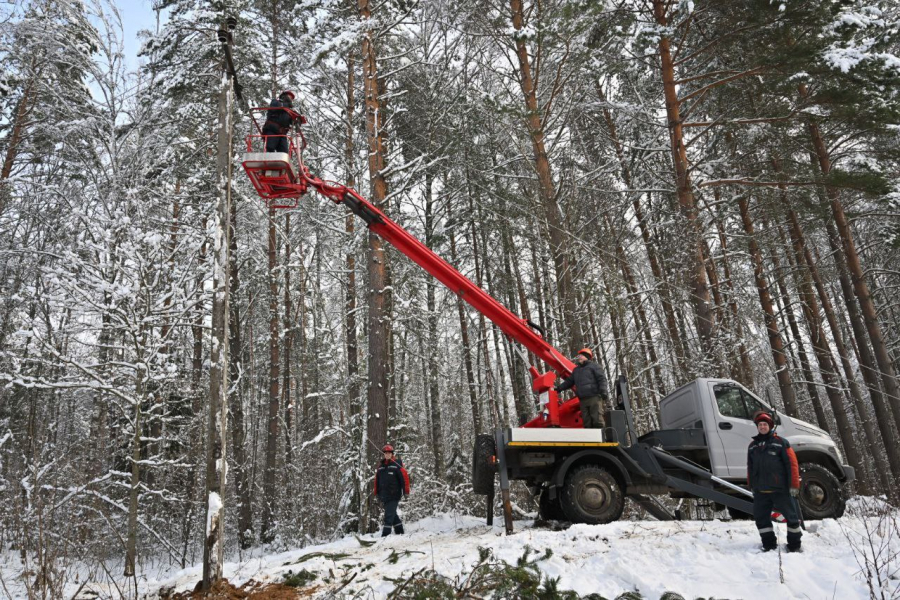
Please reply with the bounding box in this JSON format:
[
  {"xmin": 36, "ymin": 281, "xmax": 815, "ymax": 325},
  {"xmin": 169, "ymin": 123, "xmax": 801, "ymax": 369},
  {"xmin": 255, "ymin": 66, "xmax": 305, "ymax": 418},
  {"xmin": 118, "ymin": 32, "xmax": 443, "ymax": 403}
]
[
  {"xmin": 761, "ymin": 544, "xmax": 777, "ymax": 553},
  {"xmin": 394, "ymin": 524, "xmax": 404, "ymax": 535},
  {"xmin": 786, "ymin": 544, "xmax": 802, "ymax": 553},
  {"xmin": 381, "ymin": 527, "xmax": 391, "ymax": 537}
]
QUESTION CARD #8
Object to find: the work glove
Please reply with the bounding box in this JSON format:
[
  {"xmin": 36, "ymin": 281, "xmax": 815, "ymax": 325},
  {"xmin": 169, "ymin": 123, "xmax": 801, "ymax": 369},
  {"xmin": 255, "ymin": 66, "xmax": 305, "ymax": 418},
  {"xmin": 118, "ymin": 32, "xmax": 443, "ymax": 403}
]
[{"xmin": 790, "ymin": 488, "xmax": 800, "ymax": 498}]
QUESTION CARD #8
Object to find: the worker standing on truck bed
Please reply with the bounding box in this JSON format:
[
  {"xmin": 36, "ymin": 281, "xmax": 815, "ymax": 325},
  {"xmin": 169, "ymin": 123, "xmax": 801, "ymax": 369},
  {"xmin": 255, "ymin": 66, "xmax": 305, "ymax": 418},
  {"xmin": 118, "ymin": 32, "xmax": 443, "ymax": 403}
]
[
  {"xmin": 748, "ymin": 412, "xmax": 802, "ymax": 552},
  {"xmin": 374, "ymin": 444, "xmax": 410, "ymax": 537},
  {"xmin": 554, "ymin": 348, "xmax": 609, "ymax": 428}
]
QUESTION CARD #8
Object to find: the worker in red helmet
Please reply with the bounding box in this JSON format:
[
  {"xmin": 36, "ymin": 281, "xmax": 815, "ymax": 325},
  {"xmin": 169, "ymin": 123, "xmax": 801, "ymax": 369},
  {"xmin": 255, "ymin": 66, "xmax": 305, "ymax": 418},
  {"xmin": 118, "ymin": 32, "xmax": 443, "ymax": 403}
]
[
  {"xmin": 373, "ymin": 443, "xmax": 410, "ymax": 536},
  {"xmin": 747, "ymin": 411, "xmax": 802, "ymax": 552},
  {"xmin": 262, "ymin": 90, "xmax": 298, "ymax": 153},
  {"xmin": 554, "ymin": 348, "xmax": 609, "ymax": 428}
]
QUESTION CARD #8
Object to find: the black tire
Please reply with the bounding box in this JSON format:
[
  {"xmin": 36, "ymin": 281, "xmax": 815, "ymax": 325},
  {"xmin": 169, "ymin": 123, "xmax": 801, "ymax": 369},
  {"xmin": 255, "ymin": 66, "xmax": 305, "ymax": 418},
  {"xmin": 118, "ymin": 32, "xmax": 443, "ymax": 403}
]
[
  {"xmin": 472, "ymin": 434, "xmax": 496, "ymax": 495},
  {"xmin": 799, "ymin": 462, "xmax": 846, "ymax": 520},
  {"xmin": 559, "ymin": 465, "xmax": 625, "ymax": 525},
  {"xmin": 539, "ymin": 487, "xmax": 567, "ymax": 521}
]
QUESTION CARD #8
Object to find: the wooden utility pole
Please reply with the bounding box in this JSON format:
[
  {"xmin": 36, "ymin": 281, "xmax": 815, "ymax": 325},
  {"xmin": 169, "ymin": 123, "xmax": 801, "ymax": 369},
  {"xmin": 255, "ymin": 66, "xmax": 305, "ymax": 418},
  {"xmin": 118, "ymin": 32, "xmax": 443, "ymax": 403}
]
[{"xmin": 203, "ymin": 18, "xmax": 236, "ymax": 591}]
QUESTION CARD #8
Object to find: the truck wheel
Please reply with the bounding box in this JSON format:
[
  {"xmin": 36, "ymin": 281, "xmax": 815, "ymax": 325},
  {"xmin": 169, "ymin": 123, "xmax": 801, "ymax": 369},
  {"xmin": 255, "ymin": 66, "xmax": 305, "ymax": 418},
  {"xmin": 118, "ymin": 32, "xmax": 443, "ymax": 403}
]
[
  {"xmin": 539, "ymin": 487, "xmax": 567, "ymax": 522},
  {"xmin": 472, "ymin": 434, "xmax": 496, "ymax": 495},
  {"xmin": 799, "ymin": 462, "xmax": 845, "ymax": 520},
  {"xmin": 560, "ymin": 465, "xmax": 624, "ymax": 524}
]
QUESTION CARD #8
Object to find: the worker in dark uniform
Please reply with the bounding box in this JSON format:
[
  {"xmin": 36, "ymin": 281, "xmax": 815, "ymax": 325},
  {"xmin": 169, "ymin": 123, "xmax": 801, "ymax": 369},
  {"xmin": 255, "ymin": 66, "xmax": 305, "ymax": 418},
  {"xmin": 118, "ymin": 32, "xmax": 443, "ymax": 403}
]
[
  {"xmin": 554, "ymin": 348, "xmax": 609, "ymax": 428},
  {"xmin": 747, "ymin": 411, "xmax": 802, "ymax": 552},
  {"xmin": 262, "ymin": 90, "xmax": 297, "ymax": 153},
  {"xmin": 374, "ymin": 444, "xmax": 410, "ymax": 536}
]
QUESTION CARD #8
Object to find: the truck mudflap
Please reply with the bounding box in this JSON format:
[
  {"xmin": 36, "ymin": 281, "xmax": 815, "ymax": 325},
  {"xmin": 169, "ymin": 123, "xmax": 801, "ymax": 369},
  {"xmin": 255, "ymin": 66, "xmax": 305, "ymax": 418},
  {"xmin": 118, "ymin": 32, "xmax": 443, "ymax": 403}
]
[{"xmin": 842, "ymin": 465, "xmax": 855, "ymax": 481}]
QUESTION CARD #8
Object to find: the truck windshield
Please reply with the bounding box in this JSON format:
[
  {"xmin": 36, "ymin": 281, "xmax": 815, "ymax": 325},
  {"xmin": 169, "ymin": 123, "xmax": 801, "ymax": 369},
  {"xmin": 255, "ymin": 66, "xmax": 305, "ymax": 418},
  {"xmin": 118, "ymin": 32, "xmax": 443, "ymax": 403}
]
[{"xmin": 713, "ymin": 384, "xmax": 767, "ymax": 420}]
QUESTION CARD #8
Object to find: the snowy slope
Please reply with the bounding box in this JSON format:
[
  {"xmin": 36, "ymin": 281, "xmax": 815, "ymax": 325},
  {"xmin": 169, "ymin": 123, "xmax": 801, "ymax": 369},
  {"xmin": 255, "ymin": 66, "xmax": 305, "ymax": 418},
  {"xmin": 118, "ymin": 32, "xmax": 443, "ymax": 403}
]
[
  {"xmin": 2, "ymin": 500, "xmax": 897, "ymax": 599},
  {"xmin": 148, "ymin": 499, "xmax": 898, "ymax": 599}
]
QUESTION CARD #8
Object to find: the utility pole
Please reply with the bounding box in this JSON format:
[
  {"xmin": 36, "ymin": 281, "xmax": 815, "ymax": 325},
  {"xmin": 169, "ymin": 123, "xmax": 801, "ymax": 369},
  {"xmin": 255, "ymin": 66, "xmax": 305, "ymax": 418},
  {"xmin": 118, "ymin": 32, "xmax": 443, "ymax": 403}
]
[{"xmin": 203, "ymin": 14, "xmax": 237, "ymax": 591}]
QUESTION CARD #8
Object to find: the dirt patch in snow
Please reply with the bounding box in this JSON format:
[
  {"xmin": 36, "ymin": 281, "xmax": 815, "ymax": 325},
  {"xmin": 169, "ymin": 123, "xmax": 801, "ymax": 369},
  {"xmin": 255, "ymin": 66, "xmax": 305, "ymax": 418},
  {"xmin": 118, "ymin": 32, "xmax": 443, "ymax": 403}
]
[{"xmin": 159, "ymin": 578, "xmax": 319, "ymax": 599}]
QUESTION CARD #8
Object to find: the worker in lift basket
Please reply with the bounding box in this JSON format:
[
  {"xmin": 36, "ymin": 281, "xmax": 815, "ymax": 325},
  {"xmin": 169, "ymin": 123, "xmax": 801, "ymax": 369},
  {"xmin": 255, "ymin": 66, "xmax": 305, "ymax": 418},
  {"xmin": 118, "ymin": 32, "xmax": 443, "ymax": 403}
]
[
  {"xmin": 553, "ymin": 348, "xmax": 609, "ymax": 428},
  {"xmin": 373, "ymin": 444, "xmax": 411, "ymax": 537},
  {"xmin": 262, "ymin": 90, "xmax": 297, "ymax": 154},
  {"xmin": 747, "ymin": 411, "xmax": 802, "ymax": 552}
]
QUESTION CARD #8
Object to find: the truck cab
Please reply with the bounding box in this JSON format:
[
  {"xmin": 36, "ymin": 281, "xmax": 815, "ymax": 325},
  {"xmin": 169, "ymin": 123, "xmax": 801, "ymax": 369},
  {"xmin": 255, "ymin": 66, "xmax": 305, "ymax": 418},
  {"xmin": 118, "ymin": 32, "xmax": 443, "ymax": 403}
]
[{"xmin": 656, "ymin": 378, "xmax": 854, "ymax": 518}]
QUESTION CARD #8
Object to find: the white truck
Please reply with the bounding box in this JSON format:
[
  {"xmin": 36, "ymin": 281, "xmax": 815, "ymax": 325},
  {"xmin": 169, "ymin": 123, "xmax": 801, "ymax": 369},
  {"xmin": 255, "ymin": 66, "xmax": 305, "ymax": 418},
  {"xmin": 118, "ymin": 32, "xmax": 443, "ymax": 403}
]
[
  {"xmin": 473, "ymin": 377, "xmax": 854, "ymax": 531},
  {"xmin": 647, "ymin": 378, "xmax": 852, "ymax": 520}
]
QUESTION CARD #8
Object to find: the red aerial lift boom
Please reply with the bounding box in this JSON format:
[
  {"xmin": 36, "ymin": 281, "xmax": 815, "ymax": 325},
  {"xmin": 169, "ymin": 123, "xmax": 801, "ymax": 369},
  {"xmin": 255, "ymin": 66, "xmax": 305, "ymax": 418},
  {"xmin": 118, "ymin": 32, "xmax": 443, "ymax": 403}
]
[{"xmin": 242, "ymin": 109, "xmax": 584, "ymax": 428}]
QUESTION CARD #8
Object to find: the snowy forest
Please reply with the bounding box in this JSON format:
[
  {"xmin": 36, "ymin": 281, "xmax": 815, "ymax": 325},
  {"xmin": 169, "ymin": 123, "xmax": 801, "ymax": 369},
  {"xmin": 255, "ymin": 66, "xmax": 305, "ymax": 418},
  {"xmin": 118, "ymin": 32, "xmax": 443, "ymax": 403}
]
[{"xmin": 1, "ymin": 0, "xmax": 899, "ymax": 596}]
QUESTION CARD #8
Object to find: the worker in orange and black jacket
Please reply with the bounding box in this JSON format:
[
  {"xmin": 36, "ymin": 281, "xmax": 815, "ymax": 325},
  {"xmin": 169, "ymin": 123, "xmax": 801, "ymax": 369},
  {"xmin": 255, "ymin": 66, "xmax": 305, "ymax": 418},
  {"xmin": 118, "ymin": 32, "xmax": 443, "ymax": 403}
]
[
  {"xmin": 554, "ymin": 348, "xmax": 609, "ymax": 428},
  {"xmin": 262, "ymin": 90, "xmax": 297, "ymax": 153},
  {"xmin": 374, "ymin": 444, "xmax": 410, "ymax": 537},
  {"xmin": 748, "ymin": 411, "xmax": 802, "ymax": 552}
]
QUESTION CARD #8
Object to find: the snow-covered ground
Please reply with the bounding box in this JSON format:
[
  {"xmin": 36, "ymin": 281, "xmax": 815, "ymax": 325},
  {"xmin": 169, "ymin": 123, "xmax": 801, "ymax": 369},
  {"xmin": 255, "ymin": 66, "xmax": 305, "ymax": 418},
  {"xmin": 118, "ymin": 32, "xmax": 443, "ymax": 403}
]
[{"xmin": 2, "ymin": 501, "xmax": 898, "ymax": 598}]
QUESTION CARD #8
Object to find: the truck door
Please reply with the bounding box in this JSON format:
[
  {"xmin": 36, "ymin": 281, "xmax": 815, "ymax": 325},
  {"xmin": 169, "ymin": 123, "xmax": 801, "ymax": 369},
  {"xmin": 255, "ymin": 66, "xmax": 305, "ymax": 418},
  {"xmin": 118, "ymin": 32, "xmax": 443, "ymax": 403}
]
[{"xmin": 708, "ymin": 382, "xmax": 768, "ymax": 479}]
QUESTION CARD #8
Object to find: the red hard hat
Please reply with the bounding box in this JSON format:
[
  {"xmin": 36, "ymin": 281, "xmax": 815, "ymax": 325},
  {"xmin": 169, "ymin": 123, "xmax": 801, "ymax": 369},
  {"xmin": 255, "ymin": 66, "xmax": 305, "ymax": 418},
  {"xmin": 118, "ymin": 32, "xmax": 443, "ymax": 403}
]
[
  {"xmin": 753, "ymin": 411, "xmax": 775, "ymax": 427},
  {"xmin": 280, "ymin": 90, "xmax": 295, "ymax": 100},
  {"xmin": 577, "ymin": 348, "xmax": 593, "ymax": 359},
  {"xmin": 382, "ymin": 444, "xmax": 394, "ymax": 453}
]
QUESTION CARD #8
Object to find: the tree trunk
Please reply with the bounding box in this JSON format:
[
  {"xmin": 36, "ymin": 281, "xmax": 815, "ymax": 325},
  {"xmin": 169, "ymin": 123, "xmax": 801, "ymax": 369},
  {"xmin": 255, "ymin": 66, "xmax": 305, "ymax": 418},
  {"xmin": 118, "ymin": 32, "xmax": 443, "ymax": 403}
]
[
  {"xmin": 260, "ymin": 205, "xmax": 281, "ymax": 542},
  {"xmin": 787, "ymin": 208, "xmax": 891, "ymax": 493},
  {"xmin": 1, "ymin": 65, "xmax": 38, "ymax": 192},
  {"xmin": 781, "ymin": 217, "xmax": 866, "ymax": 492},
  {"xmin": 182, "ymin": 215, "xmax": 207, "ymax": 565},
  {"xmin": 652, "ymin": 0, "xmax": 715, "ymax": 357},
  {"xmin": 150, "ymin": 194, "xmax": 181, "ymax": 474},
  {"xmin": 736, "ymin": 199, "xmax": 798, "ymax": 416},
  {"xmin": 360, "ymin": 0, "xmax": 391, "ymax": 463},
  {"xmin": 424, "ymin": 173, "xmax": 445, "ymax": 476},
  {"xmin": 808, "ymin": 120, "xmax": 900, "ymax": 434},
  {"xmin": 797, "ymin": 80, "xmax": 900, "ymax": 427},
  {"xmin": 124, "ymin": 393, "xmax": 141, "ymax": 577},
  {"xmin": 298, "ymin": 235, "xmax": 310, "ymax": 438},
  {"xmin": 345, "ymin": 50, "xmax": 361, "ymax": 421},
  {"xmin": 768, "ymin": 245, "xmax": 826, "ymax": 426},
  {"xmin": 709, "ymin": 199, "xmax": 753, "ymax": 386},
  {"xmin": 344, "ymin": 48, "xmax": 365, "ymax": 531},
  {"xmin": 282, "ymin": 214, "xmax": 294, "ymax": 465},
  {"xmin": 497, "ymin": 207, "xmax": 532, "ymax": 422},
  {"xmin": 228, "ymin": 184, "xmax": 253, "ymax": 549},
  {"xmin": 449, "ymin": 229, "xmax": 482, "ymax": 433},
  {"xmin": 464, "ymin": 187, "xmax": 501, "ymax": 426},
  {"xmin": 508, "ymin": 0, "xmax": 581, "ymax": 352},
  {"xmin": 529, "ymin": 238, "xmax": 549, "ymax": 350},
  {"xmin": 824, "ymin": 218, "xmax": 900, "ymax": 483},
  {"xmin": 597, "ymin": 84, "xmax": 688, "ymax": 377},
  {"xmin": 604, "ymin": 214, "xmax": 664, "ymax": 397}
]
